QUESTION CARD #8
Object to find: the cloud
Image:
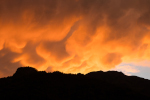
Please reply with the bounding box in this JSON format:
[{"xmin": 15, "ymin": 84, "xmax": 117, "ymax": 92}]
[
  {"xmin": 129, "ymin": 60, "xmax": 150, "ymax": 67},
  {"xmin": 111, "ymin": 65, "xmax": 140, "ymax": 76},
  {"xmin": 0, "ymin": 0, "xmax": 150, "ymax": 77},
  {"xmin": 101, "ymin": 53, "xmax": 122, "ymax": 69}
]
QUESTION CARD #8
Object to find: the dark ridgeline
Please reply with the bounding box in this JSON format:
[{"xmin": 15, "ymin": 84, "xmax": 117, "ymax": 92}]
[{"xmin": 0, "ymin": 67, "xmax": 150, "ymax": 100}]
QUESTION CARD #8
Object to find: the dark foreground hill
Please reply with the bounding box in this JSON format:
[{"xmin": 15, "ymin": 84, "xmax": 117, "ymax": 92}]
[{"xmin": 0, "ymin": 67, "xmax": 150, "ymax": 100}]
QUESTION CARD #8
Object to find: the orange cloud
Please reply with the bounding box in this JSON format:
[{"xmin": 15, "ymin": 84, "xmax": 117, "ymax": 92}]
[{"xmin": 0, "ymin": 0, "xmax": 150, "ymax": 77}]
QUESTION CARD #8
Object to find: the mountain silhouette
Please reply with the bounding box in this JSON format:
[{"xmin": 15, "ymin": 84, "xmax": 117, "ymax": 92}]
[
  {"xmin": 0, "ymin": 67, "xmax": 150, "ymax": 100},
  {"xmin": 13, "ymin": 67, "xmax": 38, "ymax": 77}
]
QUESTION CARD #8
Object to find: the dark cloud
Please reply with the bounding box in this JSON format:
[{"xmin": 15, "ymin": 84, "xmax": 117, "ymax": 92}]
[{"xmin": 0, "ymin": 47, "xmax": 22, "ymax": 77}]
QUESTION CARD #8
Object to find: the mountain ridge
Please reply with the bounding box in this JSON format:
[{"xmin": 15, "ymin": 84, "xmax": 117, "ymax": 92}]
[{"xmin": 0, "ymin": 67, "xmax": 150, "ymax": 100}]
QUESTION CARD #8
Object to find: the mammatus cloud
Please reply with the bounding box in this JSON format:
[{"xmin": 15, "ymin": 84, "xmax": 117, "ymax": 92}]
[{"xmin": 0, "ymin": 0, "xmax": 150, "ymax": 77}]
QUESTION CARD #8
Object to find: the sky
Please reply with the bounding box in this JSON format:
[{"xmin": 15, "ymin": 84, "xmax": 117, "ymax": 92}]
[{"xmin": 0, "ymin": 0, "xmax": 150, "ymax": 79}]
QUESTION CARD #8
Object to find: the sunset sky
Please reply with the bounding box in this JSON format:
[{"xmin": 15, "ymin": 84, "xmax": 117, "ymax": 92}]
[{"xmin": 0, "ymin": 0, "xmax": 150, "ymax": 79}]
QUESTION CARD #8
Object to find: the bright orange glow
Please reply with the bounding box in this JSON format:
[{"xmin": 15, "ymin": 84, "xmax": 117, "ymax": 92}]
[{"xmin": 1, "ymin": 0, "xmax": 150, "ymax": 77}]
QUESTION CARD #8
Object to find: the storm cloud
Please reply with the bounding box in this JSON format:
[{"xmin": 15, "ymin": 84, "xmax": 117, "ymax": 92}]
[{"xmin": 0, "ymin": 0, "xmax": 150, "ymax": 77}]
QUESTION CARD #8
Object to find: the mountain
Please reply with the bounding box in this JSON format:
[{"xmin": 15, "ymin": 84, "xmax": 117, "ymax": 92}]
[{"xmin": 0, "ymin": 67, "xmax": 150, "ymax": 100}]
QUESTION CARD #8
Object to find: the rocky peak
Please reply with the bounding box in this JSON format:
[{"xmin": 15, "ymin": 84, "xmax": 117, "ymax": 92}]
[{"xmin": 13, "ymin": 67, "xmax": 38, "ymax": 77}]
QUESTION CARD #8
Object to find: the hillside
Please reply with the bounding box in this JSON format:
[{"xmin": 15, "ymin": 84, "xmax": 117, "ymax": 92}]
[{"xmin": 0, "ymin": 67, "xmax": 150, "ymax": 100}]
